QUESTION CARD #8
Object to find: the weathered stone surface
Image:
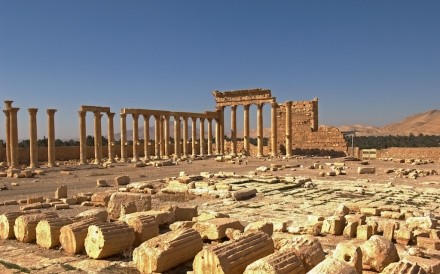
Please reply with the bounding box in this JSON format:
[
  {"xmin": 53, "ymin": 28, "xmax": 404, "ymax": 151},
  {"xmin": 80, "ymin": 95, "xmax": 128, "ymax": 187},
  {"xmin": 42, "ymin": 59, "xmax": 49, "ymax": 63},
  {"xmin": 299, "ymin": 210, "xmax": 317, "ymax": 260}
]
[
  {"xmin": 406, "ymin": 217, "xmax": 437, "ymax": 231},
  {"xmin": 308, "ymin": 257, "xmax": 357, "ymax": 274},
  {"xmin": 344, "ymin": 222, "xmax": 359, "ymax": 238},
  {"xmin": 96, "ymin": 179, "xmax": 109, "ymax": 187},
  {"xmin": 361, "ymin": 235, "xmax": 399, "ymax": 272},
  {"xmin": 321, "ymin": 216, "xmax": 344, "ymax": 235},
  {"xmin": 77, "ymin": 208, "xmax": 108, "ymax": 222},
  {"xmin": 55, "ymin": 185, "xmax": 67, "ymax": 199},
  {"xmin": 382, "ymin": 260, "xmax": 427, "ymax": 274},
  {"xmin": 333, "ymin": 242, "xmax": 363, "ymax": 274},
  {"xmin": 417, "ymin": 237, "xmax": 440, "ymax": 250},
  {"xmin": 244, "ymin": 221, "xmax": 273, "ymax": 236},
  {"xmin": 36, "ymin": 217, "xmax": 75, "ymax": 249},
  {"xmin": 404, "ymin": 256, "xmax": 440, "ymax": 274},
  {"xmin": 107, "ymin": 192, "xmax": 151, "ymax": 220},
  {"xmin": 0, "ymin": 210, "xmax": 41, "ymax": 239},
  {"xmin": 357, "ymin": 224, "xmax": 373, "ymax": 241},
  {"xmin": 119, "ymin": 212, "xmax": 159, "ymax": 247},
  {"xmin": 231, "ymin": 188, "xmax": 257, "ymax": 201},
  {"xmin": 244, "ymin": 248, "xmax": 306, "ymax": 274},
  {"xmin": 59, "ymin": 217, "xmax": 103, "ymax": 255},
  {"xmin": 169, "ymin": 221, "xmax": 195, "ymax": 231},
  {"xmin": 358, "ymin": 166, "xmax": 376, "ymax": 174},
  {"xmin": 91, "ymin": 191, "xmax": 113, "ymax": 207},
  {"xmin": 14, "ymin": 212, "xmax": 59, "ymax": 243},
  {"xmin": 193, "ymin": 231, "xmax": 274, "ymax": 274},
  {"xmin": 114, "ymin": 175, "xmax": 130, "ymax": 186},
  {"xmin": 193, "ymin": 211, "xmax": 229, "ymax": 222},
  {"xmin": 334, "ymin": 203, "xmax": 350, "ymax": 217},
  {"xmin": 278, "ymin": 235, "xmax": 326, "ymax": 271},
  {"xmin": 133, "ymin": 228, "xmax": 203, "ymax": 274},
  {"xmin": 193, "ymin": 218, "xmax": 244, "ymax": 240}
]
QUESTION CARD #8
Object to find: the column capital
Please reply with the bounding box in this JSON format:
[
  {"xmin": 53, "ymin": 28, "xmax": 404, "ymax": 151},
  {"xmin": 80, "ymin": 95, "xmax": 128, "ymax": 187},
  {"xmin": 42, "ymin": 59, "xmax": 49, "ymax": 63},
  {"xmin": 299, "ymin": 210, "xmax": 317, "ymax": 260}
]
[
  {"xmin": 182, "ymin": 116, "xmax": 188, "ymax": 121},
  {"xmin": 9, "ymin": 107, "xmax": 20, "ymax": 114},
  {"xmin": 257, "ymin": 103, "xmax": 264, "ymax": 110},
  {"xmin": 142, "ymin": 113, "xmax": 150, "ymax": 120},
  {"xmin": 120, "ymin": 112, "xmax": 127, "ymax": 118},
  {"xmin": 164, "ymin": 114, "xmax": 170, "ymax": 120},
  {"xmin": 216, "ymin": 106, "xmax": 225, "ymax": 111},
  {"xmin": 78, "ymin": 110, "xmax": 86, "ymax": 118},
  {"xmin": 28, "ymin": 108, "xmax": 38, "ymax": 114},
  {"xmin": 174, "ymin": 115, "xmax": 180, "ymax": 121},
  {"xmin": 285, "ymin": 101, "xmax": 293, "ymax": 107},
  {"xmin": 153, "ymin": 114, "xmax": 160, "ymax": 120},
  {"xmin": 132, "ymin": 113, "xmax": 139, "ymax": 119},
  {"xmin": 200, "ymin": 117, "xmax": 205, "ymax": 122},
  {"xmin": 2, "ymin": 110, "xmax": 9, "ymax": 115},
  {"xmin": 47, "ymin": 109, "xmax": 57, "ymax": 115},
  {"xmin": 207, "ymin": 117, "xmax": 212, "ymax": 122},
  {"xmin": 4, "ymin": 100, "xmax": 13, "ymax": 109},
  {"xmin": 92, "ymin": 110, "xmax": 101, "ymax": 117},
  {"xmin": 230, "ymin": 105, "xmax": 237, "ymax": 111},
  {"xmin": 191, "ymin": 117, "xmax": 197, "ymax": 122},
  {"xmin": 107, "ymin": 112, "xmax": 115, "ymax": 119},
  {"xmin": 271, "ymin": 102, "xmax": 278, "ymax": 108},
  {"xmin": 243, "ymin": 104, "xmax": 250, "ymax": 110}
]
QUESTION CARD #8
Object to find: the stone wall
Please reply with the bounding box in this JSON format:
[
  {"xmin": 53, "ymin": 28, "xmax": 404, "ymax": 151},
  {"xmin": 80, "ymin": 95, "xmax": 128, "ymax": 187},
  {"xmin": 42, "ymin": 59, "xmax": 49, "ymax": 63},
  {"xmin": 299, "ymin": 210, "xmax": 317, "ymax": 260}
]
[{"xmin": 377, "ymin": 147, "xmax": 440, "ymax": 161}]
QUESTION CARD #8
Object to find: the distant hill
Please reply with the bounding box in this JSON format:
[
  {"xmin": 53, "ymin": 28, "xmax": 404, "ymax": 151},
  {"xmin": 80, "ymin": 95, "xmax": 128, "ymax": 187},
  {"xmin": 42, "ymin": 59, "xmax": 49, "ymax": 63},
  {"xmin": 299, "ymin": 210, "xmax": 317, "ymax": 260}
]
[{"xmin": 338, "ymin": 109, "xmax": 440, "ymax": 136}]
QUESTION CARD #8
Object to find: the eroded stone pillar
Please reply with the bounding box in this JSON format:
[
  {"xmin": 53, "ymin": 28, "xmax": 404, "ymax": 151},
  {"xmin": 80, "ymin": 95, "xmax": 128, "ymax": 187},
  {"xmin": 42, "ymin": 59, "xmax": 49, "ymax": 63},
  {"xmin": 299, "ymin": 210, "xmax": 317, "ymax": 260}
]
[
  {"xmin": 199, "ymin": 118, "xmax": 205, "ymax": 156},
  {"xmin": 218, "ymin": 107, "xmax": 225, "ymax": 155},
  {"xmin": 230, "ymin": 105, "xmax": 237, "ymax": 156},
  {"xmin": 207, "ymin": 118, "xmax": 213, "ymax": 156},
  {"xmin": 215, "ymin": 119, "xmax": 220, "ymax": 154},
  {"xmin": 257, "ymin": 103, "xmax": 264, "ymax": 158},
  {"xmin": 271, "ymin": 102, "xmax": 278, "ymax": 157},
  {"xmin": 8, "ymin": 107, "xmax": 19, "ymax": 169},
  {"xmin": 160, "ymin": 116, "xmax": 165, "ymax": 157},
  {"xmin": 132, "ymin": 113, "xmax": 140, "ymax": 162},
  {"xmin": 107, "ymin": 112, "xmax": 116, "ymax": 163},
  {"xmin": 28, "ymin": 108, "xmax": 38, "ymax": 168},
  {"xmin": 120, "ymin": 113, "xmax": 127, "ymax": 162},
  {"xmin": 47, "ymin": 109, "xmax": 57, "ymax": 167},
  {"xmin": 191, "ymin": 117, "xmax": 197, "ymax": 157},
  {"xmin": 143, "ymin": 114, "xmax": 150, "ymax": 160},
  {"xmin": 154, "ymin": 115, "xmax": 161, "ymax": 159},
  {"xmin": 285, "ymin": 101, "xmax": 292, "ymax": 157},
  {"xmin": 78, "ymin": 111, "xmax": 87, "ymax": 165},
  {"xmin": 163, "ymin": 115, "xmax": 170, "ymax": 159},
  {"xmin": 243, "ymin": 104, "xmax": 250, "ymax": 156},
  {"xmin": 183, "ymin": 117, "xmax": 188, "ymax": 157},
  {"xmin": 93, "ymin": 111, "xmax": 102, "ymax": 164},
  {"xmin": 3, "ymin": 100, "xmax": 13, "ymax": 166},
  {"xmin": 174, "ymin": 115, "xmax": 181, "ymax": 158}
]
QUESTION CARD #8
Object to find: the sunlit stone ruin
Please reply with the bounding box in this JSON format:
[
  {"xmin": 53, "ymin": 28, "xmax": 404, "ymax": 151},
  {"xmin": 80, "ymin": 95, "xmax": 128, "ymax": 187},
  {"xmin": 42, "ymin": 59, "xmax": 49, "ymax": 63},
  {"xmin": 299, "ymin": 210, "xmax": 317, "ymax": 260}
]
[{"xmin": 0, "ymin": 89, "xmax": 439, "ymax": 274}]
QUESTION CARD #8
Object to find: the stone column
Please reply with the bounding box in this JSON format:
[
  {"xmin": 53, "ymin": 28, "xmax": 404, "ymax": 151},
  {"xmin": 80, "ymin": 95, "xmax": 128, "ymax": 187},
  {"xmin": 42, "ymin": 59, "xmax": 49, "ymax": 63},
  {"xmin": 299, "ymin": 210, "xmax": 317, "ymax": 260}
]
[
  {"xmin": 207, "ymin": 118, "xmax": 213, "ymax": 156},
  {"xmin": 160, "ymin": 116, "xmax": 165, "ymax": 157},
  {"xmin": 230, "ymin": 105, "xmax": 237, "ymax": 156},
  {"xmin": 143, "ymin": 114, "xmax": 150, "ymax": 160},
  {"xmin": 243, "ymin": 104, "xmax": 250, "ymax": 156},
  {"xmin": 154, "ymin": 115, "xmax": 161, "ymax": 159},
  {"xmin": 199, "ymin": 118, "xmax": 205, "ymax": 156},
  {"xmin": 182, "ymin": 117, "xmax": 188, "ymax": 157},
  {"xmin": 163, "ymin": 115, "xmax": 170, "ymax": 159},
  {"xmin": 120, "ymin": 113, "xmax": 127, "ymax": 162},
  {"xmin": 47, "ymin": 109, "xmax": 57, "ymax": 167},
  {"xmin": 93, "ymin": 111, "xmax": 102, "ymax": 164},
  {"xmin": 218, "ymin": 107, "xmax": 225, "ymax": 155},
  {"xmin": 107, "ymin": 112, "xmax": 116, "ymax": 163},
  {"xmin": 78, "ymin": 111, "xmax": 87, "ymax": 165},
  {"xmin": 3, "ymin": 100, "xmax": 13, "ymax": 166},
  {"xmin": 174, "ymin": 116, "xmax": 181, "ymax": 158},
  {"xmin": 132, "ymin": 113, "xmax": 140, "ymax": 162},
  {"xmin": 8, "ymin": 107, "xmax": 19, "ymax": 169},
  {"xmin": 285, "ymin": 101, "xmax": 292, "ymax": 157},
  {"xmin": 28, "ymin": 108, "xmax": 38, "ymax": 168},
  {"xmin": 191, "ymin": 117, "xmax": 197, "ymax": 157},
  {"xmin": 257, "ymin": 103, "xmax": 264, "ymax": 158},
  {"xmin": 271, "ymin": 102, "xmax": 278, "ymax": 157},
  {"xmin": 215, "ymin": 119, "xmax": 220, "ymax": 154}
]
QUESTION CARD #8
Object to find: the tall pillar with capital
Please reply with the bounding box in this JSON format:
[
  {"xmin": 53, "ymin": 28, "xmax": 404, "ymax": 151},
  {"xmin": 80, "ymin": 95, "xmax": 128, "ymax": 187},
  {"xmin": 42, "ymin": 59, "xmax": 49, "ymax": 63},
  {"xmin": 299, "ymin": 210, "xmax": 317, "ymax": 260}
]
[
  {"xmin": 285, "ymin": 101, "xmax": 292, "ymax": 157},
  {"xmin": 182, "ymin": 117, "xmax": 188, "ymax": 157},
  {"xmin": 243, "ymin": 104, "xmax": 250, "ymax": 156},
  {"xmin": 271, "ymin": 102, "xmax": 278, "ymax": 157},
  {"xmin": 207, "ymin": 118, "xmax": 213, "ymax": 156},
  {"xmin": 154, "ymin": 115, "xmax": 161, "ymax": 159},
  {"xmin": 9, "ymin": 107, "xmax": 19, "ymax": 169},
  {"xmin": 120, "ymin": 113, "xmax": 127, "ymax": 162},
  {"xmin": 47, "ymin": 109, "xmax": 57, "ymax": 167},
  {"xmin": 93, "ymin": 111, "xmax": 103, "ymax": 164},
  {"xmin": 218, "ymin": 107, "xmax": 225, "ymax": 155},
  {"xmin": 215, "ymin": 119, "xmax": 220, "ymax": 154},
  {"xmin": 78, "ymin": 111, "xmax": 87, "ymax": 165},
  {"xmin": 174, "ymin": 116, "xmax": 181, "ymax": 158},
  {"xmin": 4, "ymin": 100, "xmax": 13, "ymax": 166},
  {"xmin": 163, "ymin": 115, "xmax": 170, "ymax": 159},
  {"xmin": 191, "ymin": 117, "xmax": 197, "ymax": 157},
  {"xmin": 28, "ymin": 108, "xmax": 38, "ymax": 168},
  {"xmin": 132, "ymin": 113, "xmax": 140, "ymax": 162},
  {"xmin": 107, "ymin": 112, "xmax": 116, "ymax": 163},
  {"xmin": 257, "ymin": 103, "xmax": 264, "ymax": 158},
  {"xmin": 143, "ymin": 114, "xmax": 150, "ymax": 160},
  {"xmin": 160, "ymin": 116, "xmax": 165, "ymax": 157},
  {"xmin": 230, "ymin": 105, "xmax": 237, "ymax": 156},
  {"xmin": 199, "ymin": 118, "xmax": 205, "ymax": 156}
]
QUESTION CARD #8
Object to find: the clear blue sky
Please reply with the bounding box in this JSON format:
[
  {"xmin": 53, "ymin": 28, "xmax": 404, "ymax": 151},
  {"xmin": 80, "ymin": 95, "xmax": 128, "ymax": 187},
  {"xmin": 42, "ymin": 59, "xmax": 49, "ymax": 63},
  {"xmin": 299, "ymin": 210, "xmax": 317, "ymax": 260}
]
[{"xmin": 1, "ymin": 0, "xmax": 439, "ymax": 139}]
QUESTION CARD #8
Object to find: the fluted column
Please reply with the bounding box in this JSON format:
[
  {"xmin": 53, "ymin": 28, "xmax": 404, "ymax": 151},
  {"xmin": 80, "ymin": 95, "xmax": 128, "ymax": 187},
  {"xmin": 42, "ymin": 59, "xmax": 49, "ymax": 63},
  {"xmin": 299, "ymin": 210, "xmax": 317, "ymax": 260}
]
[
  {"xmin": 199, "ymin": 118, "xmax": 205, "ymax": 156},
  {"xmin": 47, "ymin": 109, "xmax": 57, "ymax": 167},
  {"xmin": 243, "ymin": 104, "xmax": 250, "ymax": 156},
  {"xmin": 132, "ymin": 113, "xmax": 140, "ymax": 162},
  {"xmin": 285, "ymin": 101, "xmax": 292, "ymax": 157},
  {"xmin": 230, "ymin": 105, "xmax": 237, "ymax": 156},
  {"xmin": 8, "ymin": 107, "xmax": 19, "ymax": 169},
  {"xmin": 191, "ymin": 117, "xmax": 197, "ymax": 157},
  {"xmin": 93, "ymin": 111, "xmax": 102, "ymax": 164},
  {"xmin": 271, "ymin": 102, "xmax": 278, "ymax": 157},
  {"xmin": 154, "ymin": 115, "xmax": 161, "ymax": 159},
  {"xmin": 160, "ymin": 116, "xmax": 165, "ymax": 157},
  {"xmin": 215, "ymin": 119, "xmax": 220, "ymax": 154},
  {"xmin": 78, "ymin": 111, "xmax": 87, "ymax": 165},
  {"xmin": 4, "ymin": 100, "xmax": 13, "ymax": 167},
  {"xmin": 183, "ymin": 117, "xmax": 188, "ymax": 157},
  {"xmin": 174, "ymin": 116, "xmax": 181, "ymax": 158},
  {"xmin": 207, "ymin": 118, "xmax": 213, "ymax": 156},
  {"xmin": 120, "ymin": 113, "xmax": 127, "ymax": 162},
  {"xmin": 257, "ymin": 103, "xmax": 264, "ymax": 157},
  {"xmin": 28, "ymin": 108, "xmax": 38, "ymax": 168},
  {"xmin": 143, "ymin": 114, "xmax": 150, "ymax": 160},
  {"xmin": 218, "ymin": 107, "xmax": 225, "ymax": 154},
  {"xmin": 107, "ymin": 112, "xmax": 116, "ymax": 163},
  {"xmin": 163, "ymin": 115, "xmax": 170, "ymax": 159}
]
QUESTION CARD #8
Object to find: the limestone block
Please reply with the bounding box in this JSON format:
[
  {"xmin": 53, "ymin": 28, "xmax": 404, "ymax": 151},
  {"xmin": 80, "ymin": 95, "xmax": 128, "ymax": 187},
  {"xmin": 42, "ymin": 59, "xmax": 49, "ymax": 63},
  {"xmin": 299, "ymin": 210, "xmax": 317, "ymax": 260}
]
[
  {"xmin": 193, "ymin": 218, "xmax": 244, "ymax": 240},
  {"xmin": 20, "ymin": 202, "xmax": 43, "ymax": 210},
  {"xmin": 357, "ymin": 225, "xmax": 373, "ymax": 241},
  {"xmin": 55, "ymin": 185, "xmax": 67, "ymax": 199},
  {"xmin": 27, "ymin": 196, "xmax": 44, "ymax": 204},
  {"xmin": 334, "ymin": 203, "xmax": 350, "ymax": 217},
  {"xmin": 96, "ymin": 179, "xmax": 109, "ymax": 187},
  {"xmin": 358, "ymin": 166, "xmax": 376, "ymax": 174},
  {"xmin": 307, "ymin": 215, "xmax": 325, "ymax": 223},
  {"xmin": 193, "ymin": 211, "xmax": 229, "ymax": 222},
  {"xmin": 59, "ymin": 217, "xmax": 103, "ymax": 255},
  {"xmin": 21, "ymin": 170, "xmax": 33, "ymax": 178},
  {"xmin": 333, "ymin": 242, "xmax": 363, "ymax": 274},
  {"xmin": 77, "ymin": 208, "xmax": 108, "ymax": 222},
  {"xmin": 382, "ymin": 260, "xmax": 427, "ymax": 274},
  {"xmin": 119, "ymin": 212, "xmax": 159, "ymax": 247},
  {"xmin": 406, "ymin": 217, "xmax": 437, "ymax": 231},
  {"xmin": 383, "ymin": 222, "xmax": 397, "ymax": 241},
  {"xmin": 61, "ymin": 198, "xmax": 77, "ymax": 205},
  {"xmin": 0, "ymin": 210, "xmax": 41, "ymax": 239},
  {"xmin": 344, "ymin": 222, "xmax": 359, "ymax": 238},
  {"xmin": 405, "ymin": 256, "xmax": 440, "ymax": 274},
  {"xmin": 321, "ymin": 216, "xmax": 344, "ymax": 235},
  {"xmin": 114, "ymin": 175, "xmax": 130, "ymax": 186},
  {"xmin": 278, "ymin": 236, "xmax": 326, "ymax": 271},
  {"xmin": 231, "ymin": 188, "xmax": 257, "ymax": 201},
  {"xmin": 134, "ymin": 210, "xmax": 174, "ymax": 226},
  {"xmin": 417, "ymin": 237, "xmax": 440, "ymax": 250},
  {"xmin": 244, "ymin": 221, "xmax": 273, "ymax": 236},
  {"xmin": 193, "ymin": 231, "xmax": 274, "ymax": 274},
  {"xmin": 133, "ymin": 228, "xmax": 203, "ymax": 273},
  {"xmin": 14, "ymin": 212, "xmax": 59, "ymax": 243},
  {"xmin": 396, "ymin": 225, "xmax": 414, "ymax": 245},
  {"xmin": 55, "ymin": 204, "xmax": 69, "ymax": 210},
  {"xmin": 360, "ymin": 207, "xmax": 381, "ymax": 216},
  {"xmin": 361, "ymin": 235, "xmax": 399, "ymax": 272},
  {"xmin": 306, "ymin": 221, "xmax": 323, "ymax": 236},
  {"xmin": 308, "ymin": 257, "xmax": 357, "ymax": 274},
  {"xmin": 244, "ymin": 248, "xmax": 306, "ymax": 274},
  {"xmin": 107, "ymin": 192, "xmax": 151, "ymax": 220},
  {"xmin": 169, "ymin": 221, "xmax": 195, "ymax": 231},
  {"xmin": 36, "ymin": 217, "xmax": 75, "ymax": 249},
  {"xmin": 91, "ymin": 191, "xmax": 113, "ymax": 207}
]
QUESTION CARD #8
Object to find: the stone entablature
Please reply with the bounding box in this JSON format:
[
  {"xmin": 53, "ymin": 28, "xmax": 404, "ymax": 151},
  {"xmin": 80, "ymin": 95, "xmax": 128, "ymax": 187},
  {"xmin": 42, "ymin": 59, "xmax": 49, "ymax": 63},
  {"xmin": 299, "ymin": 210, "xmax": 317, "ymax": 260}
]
[{"xmin": 212, "ymin": 88, "xmax": 275, "ymax": 107}]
